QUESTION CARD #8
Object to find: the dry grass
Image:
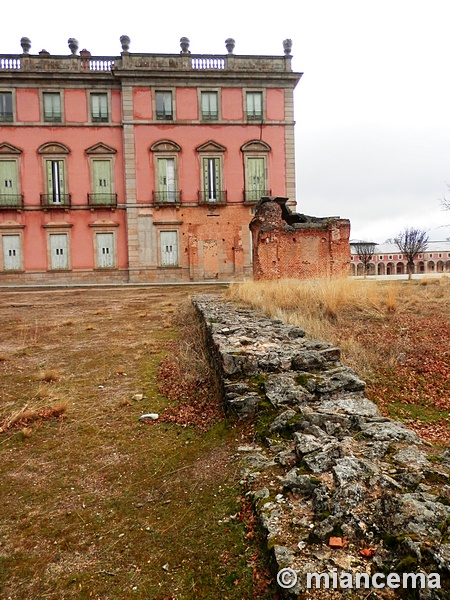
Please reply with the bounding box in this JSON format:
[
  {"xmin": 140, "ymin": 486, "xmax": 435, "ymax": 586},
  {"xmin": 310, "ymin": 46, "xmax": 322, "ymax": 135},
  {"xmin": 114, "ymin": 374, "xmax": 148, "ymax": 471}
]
[
  {"xmin": 227, "ymin": 276, "xmax": 450, "ymax": 442},
  {"xmin": 0, "ymin": 284, "xmax": 275, "ymax": 600},
  {"xmin": 226, "ymin": 277, "xmax": 400, "ymax": 372},
  {"xmin": 0, "ymin": 400, "xmax": 68, "ymax": 433}
]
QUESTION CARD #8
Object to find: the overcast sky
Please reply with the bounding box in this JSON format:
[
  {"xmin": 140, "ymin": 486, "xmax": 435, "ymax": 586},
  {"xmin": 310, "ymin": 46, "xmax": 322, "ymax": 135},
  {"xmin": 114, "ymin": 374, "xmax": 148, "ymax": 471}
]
[{"xmin": 3, "ymin": 0, "xmax": 450, "ymax": 242}]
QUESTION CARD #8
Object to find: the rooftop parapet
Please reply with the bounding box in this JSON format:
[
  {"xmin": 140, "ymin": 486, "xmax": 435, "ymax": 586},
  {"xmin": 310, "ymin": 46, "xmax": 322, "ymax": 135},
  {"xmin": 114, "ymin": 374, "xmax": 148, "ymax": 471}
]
[{"xmin": 0, "ymin": 36, "xmax": 296, "ymax": 74}]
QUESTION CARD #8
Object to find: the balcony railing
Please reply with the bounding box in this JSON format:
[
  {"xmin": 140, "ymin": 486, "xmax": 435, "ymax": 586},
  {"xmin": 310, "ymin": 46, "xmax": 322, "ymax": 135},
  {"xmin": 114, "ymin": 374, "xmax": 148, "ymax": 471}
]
[
  {"xmin": 153, "ymin": 191, "xmax": 181, "ymax": 205},
  {"xmin": 87, "ymin": 193, "xmax": 118, "ymax": 207},
  {"xmin": 0, "ymin": 194, "xmax": 24, "ymax": 209},
  {"xmin": 198, "ymin": 190, "xmax": 227, "ymax": 205},
  {"xmin": 40, "ymin": 194, "xmax": 71, "ymax": 208},
  {"xmin": 244, "ymin": 189, "xmax": 271, "ymax": 204}
]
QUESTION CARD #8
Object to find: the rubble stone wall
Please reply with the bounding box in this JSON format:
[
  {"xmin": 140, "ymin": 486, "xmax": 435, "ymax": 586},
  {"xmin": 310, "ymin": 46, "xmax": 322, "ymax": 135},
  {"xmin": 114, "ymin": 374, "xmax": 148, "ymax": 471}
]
[{"xmin": 192, "ymin": 294, "xmax": 450, "ymax": 598}]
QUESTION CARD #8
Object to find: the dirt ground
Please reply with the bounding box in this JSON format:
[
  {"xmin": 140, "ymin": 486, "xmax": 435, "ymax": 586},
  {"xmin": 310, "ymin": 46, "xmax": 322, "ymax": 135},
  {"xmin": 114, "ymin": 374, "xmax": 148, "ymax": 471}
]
[{"xmin": 0, "ymin": 284, "xmax": 277, "ymax": 600}]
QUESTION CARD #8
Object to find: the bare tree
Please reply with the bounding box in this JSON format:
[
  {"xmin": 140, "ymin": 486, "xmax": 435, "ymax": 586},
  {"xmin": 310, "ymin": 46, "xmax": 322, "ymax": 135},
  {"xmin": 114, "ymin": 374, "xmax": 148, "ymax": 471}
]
[
  {"xmin": 352, "ymin": 241, "xmax": 377, "ymax": 277},
  {"xmin": 394, "ymin": 227, "xmax": 428, "ymax": 280},
  {"xmin": 440, "ymin": 184, "xmax": 450, "ymax": 211}
]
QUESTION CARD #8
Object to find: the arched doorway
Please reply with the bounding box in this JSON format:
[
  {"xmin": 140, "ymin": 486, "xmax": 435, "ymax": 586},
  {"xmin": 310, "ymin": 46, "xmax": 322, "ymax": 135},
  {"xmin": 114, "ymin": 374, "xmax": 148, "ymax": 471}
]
[
  {"xmin": 386, "ymin": 262, "xmax": 395, "ymax": 275},
  {"xmin": 378, "ymin": 262, "xmax": 385, "ymax": 275},
  {"xmin": 427, "ymin": 261, "xmax": 435, "ymax": 273},
  {"xmin": 396, "ymin": 262, "xmax": 405, "ymax": 274}
]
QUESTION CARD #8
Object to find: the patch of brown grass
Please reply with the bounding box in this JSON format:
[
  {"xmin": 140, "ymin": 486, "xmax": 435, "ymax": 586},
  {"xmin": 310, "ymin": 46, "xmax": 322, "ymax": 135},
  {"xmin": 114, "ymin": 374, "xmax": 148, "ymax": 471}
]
[
  {"xmin": 0, "ymin": 401, "xmax": 68, "ymax": 433},
  {"xmin": 36, "ymin": 368, "xmax": 60, "ymax": 383},
  {"xmin": 228, "ymin": 276, "xmax": 450, "ymax": 444}
]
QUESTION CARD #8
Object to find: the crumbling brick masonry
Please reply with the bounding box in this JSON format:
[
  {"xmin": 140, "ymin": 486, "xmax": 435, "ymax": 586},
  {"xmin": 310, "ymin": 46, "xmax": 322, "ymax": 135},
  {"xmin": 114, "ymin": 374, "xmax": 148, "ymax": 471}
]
[{"xmin": 250, "ymin": 197, "xmax": 351, "ymax": 279}]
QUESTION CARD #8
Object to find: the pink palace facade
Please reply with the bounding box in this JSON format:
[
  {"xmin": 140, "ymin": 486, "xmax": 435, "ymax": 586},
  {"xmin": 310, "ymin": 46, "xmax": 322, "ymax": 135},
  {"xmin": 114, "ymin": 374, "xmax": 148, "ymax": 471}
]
[{"xmin": 0, "ymin": 36, "xmax": 301, "ymax": 284}]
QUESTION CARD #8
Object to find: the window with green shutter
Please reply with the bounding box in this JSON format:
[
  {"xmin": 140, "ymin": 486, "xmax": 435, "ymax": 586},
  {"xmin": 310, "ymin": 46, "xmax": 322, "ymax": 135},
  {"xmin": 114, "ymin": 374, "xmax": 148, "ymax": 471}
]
[
  {"xmin": 246, "ymin": 157, "xmax": 266, "ymax": 201},
  {"xmin": 156, "ymin": 92, "xmax": 173, "ymax": 120},
  {"xmin": 201, "ymin": 92, "xmax": 218, "ymax": 120},
  {"xmin": 157, "ymin": 158, "xmax": 176, "ymax": 202},
  {"xmin": 91, "ymin": 93, "xmax": 109, "ymax": 122},
  {"xmin": 246, "ymin": 92, "xmax": 263, "ymax": 119},
  {"xmin": 46, "ymin": 160, "xmax": 65, "ymax": 204},
  {"xmin": 90, "ymin": 159, "xmax": 114, "ymax": 205},
  {"xmin": 43, "ymin": 93, "xmax": 62, "ymax": 122},
  {"xmin": 203, "ymin": 158, "xmax": 221, "ymax": 202},
  {"xmin": 0, "ymin": 160, "xmax": 19, "ymax": 207},
  {"xmin": 0, "ymin": 92, "xmax": 13, "ymax": 122}
]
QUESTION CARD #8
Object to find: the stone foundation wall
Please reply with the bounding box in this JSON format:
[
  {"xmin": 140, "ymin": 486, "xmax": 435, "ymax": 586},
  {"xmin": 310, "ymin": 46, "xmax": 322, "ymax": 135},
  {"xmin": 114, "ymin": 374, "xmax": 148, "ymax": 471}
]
[{"xmin": 193, "ymin": 294, "xmax": 450, "ymax": 598}]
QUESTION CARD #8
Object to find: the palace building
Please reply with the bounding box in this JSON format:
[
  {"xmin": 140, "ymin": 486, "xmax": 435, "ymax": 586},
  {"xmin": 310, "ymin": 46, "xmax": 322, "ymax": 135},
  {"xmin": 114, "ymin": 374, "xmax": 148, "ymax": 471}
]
[{"xmin": 0, "ymin": 36, "xmax": 301, "ymax": 284}]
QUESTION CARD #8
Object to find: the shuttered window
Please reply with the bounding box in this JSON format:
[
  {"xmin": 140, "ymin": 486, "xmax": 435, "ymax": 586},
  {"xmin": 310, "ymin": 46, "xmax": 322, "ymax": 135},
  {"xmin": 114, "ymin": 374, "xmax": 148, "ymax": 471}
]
[
  {"xmin": 49, "ymin": 233, "xmax": 69, "ymax": 270},
  {"xmin": 203, "ymin": 158, "xmax": 220, "ymax": 202},
  {"xmin": 156, "ymin": 92, "xmax": 173, "ymax": 119},
  {"xmin": 246, "ymin": 157, "xmax": 265, "ymax": 201},
  {"xmin": 46, "ymin": 160, "xmax": 65, "ymax": 204},
  {"xmin": 2, "ymin": 235, "xmax": 21, "ymax": 271},
  {"xmin": 93, "ymin": 159, "xmax": 112, "ymax": 200},
  {"xmin": 0, "ymin": 160, "xmax": 18, "ymax": 207},
  {"xmin": 96, "ymin": 232, "xmax": 115, "ymax": 268},
  {"xmin": 160, "ymin": 231, "xmax": 178, "ymax": 266},
  {"xmin": 91, "ymin": 93, "xmax": 108, "ymax": 122},
  {"xmin": 0, "ymin": 92, "xmax": 13, "ymax": 122},
  {"xmin": 43, "ymin": 93, "xmax": 62, "ymax": 122},
  {"xmin": 246, "ymin": 92, "xmax": 263, "ymax": 119},
  {"xmin": 157, "ymin": 158, "xmax": 176, "ymax": 201},
  {"xmin": 201, "ymin": 92, "xmax": 218, "ymax": 120}
]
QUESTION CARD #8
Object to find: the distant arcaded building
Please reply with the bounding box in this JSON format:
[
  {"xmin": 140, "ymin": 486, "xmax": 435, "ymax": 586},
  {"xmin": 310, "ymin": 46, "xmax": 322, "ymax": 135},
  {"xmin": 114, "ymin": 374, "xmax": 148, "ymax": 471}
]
[
  {"xmin": 250, "ymin": 198, "xmax": 351, "ymax": 279},
  {"xmin": 0, "ymin": 36, "xmax": 301, "ymax": 284},
  {"xmin": 351, "ymin": 241, "xmax": 450, "ymax": 276}
]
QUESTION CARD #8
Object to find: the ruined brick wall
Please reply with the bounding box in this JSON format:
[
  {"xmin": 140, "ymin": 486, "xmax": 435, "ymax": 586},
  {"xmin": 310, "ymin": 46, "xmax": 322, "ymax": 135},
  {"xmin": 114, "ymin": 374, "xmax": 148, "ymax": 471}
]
[{"xmin": 250, "ymin": 198, "xmax": 351, "ymax": 279}]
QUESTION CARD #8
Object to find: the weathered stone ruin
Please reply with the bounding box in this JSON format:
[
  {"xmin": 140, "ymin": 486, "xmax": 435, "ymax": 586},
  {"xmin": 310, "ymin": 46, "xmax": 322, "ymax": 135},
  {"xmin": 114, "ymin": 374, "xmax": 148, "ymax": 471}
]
[
  {"xmin": 193, "ymin": 294, "xmax": 450, "ymax": 598},
  {"xmin": 250, "ymin": 197, "xmax": 351, "ymax": 280}
]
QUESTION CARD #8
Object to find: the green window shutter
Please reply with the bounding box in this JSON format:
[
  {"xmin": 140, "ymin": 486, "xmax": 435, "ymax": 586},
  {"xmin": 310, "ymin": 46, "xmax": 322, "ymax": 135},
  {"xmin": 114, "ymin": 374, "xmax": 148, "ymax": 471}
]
[
  {"xmin": 92, "ymin": 94, "xmax": 108, "ymax": 120},
  {"xmin": 93, "ymin": 160, "xmax": 111, "ymax": 194},
  {"xmin": 203, "ymin": 158, "xmax": 220, "ymax": 201},
  {"xmin": 158, "ymin": 158, "xmax": 167, "ymax": 192},
  {"xmin": 47, "ymin": 160, "xmax": 64, "ymax": 203},
  {"xmin": 44, "ymin": 93, "xmax": 61, "ymax": 121},
  {"xmin": 247, "ymin": 157, "xmax": 265, "ymax": 200},
  {"xmin": 0, "ymin": 160, "xmax": 18, "ymax": 197}
]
